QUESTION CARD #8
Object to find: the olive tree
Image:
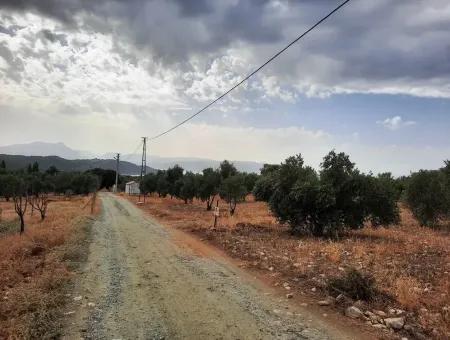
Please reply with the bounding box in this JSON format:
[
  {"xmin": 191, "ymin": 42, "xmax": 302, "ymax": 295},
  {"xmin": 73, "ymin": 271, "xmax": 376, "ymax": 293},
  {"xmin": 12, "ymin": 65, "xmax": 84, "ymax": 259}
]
[
  {"xmin": 406, "ymin": 168, "xmax": 448, "ymax": 227},
  {"xmin": 198, "ymin": 168, "xmax": 221, "ymax": 210},
  {"xmin": 178, "ymin": 172, "xmax": 197, "ymax": 204},
  {"xmin": 10, "ymin": 176, "xmax": 28, "ymax": 233},
  {"xmin": 219, "ymin": 174, "xmax": 247, "ymax": 215},
  {"xmin": 166, "ymin": 165, "xmax": 184, "ymax": 198},
  {"xmin": 269, "ymin": 152, "xmax": 400, "ymax": 237},
  {"xmin": 28, "ymin": 176, "xmax": 54, "ymax": 221}
]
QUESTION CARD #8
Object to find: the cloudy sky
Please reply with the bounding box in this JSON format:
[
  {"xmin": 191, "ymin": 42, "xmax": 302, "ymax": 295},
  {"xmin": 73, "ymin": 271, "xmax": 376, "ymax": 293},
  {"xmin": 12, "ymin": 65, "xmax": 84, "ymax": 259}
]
[{"xmin": 0, "ymin": 0, "xmax": 449, "ymax": 175}]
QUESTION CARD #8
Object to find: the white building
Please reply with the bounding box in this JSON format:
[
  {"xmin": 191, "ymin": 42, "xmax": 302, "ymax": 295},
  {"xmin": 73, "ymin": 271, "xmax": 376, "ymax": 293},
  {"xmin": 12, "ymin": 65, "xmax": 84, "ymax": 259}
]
[{"xmin": 125, "ymin": 181, "xmax": 140, "ymax": 195}]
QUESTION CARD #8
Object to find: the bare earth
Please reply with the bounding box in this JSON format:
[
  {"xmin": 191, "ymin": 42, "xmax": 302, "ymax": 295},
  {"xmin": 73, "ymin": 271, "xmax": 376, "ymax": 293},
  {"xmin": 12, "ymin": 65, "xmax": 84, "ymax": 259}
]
[{"xmin": 62, "ymin": 193, "xmax": 360, "ymax": 340}]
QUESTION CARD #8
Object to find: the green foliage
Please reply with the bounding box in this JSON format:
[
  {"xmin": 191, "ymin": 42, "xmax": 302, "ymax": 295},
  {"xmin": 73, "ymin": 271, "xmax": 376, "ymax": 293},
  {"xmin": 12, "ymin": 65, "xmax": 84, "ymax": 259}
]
[
  {"xmin": 219, "ymin": 160, "xmax": 237, "ymax": 180},
  {"xmin": 0, "ymin": 160, "xmax": 5, "ymax": 169},
  {"xmin": 166, "ymin": 165, "xmax": 184, "ymax": 198},
  {"xmin": 70, "ymin": 173, "xmax": 99, "ymax": 195},
  {"xmin": 364, "ymin": 173, "xmax": 400, "ymax": 226},
  {"xmin": 219, "ymin": 174, "xmax": 247, "ymax": 215},
  {"xmin": 178, "ymin": 172, "xmax": 198, "ymax": 203},
  {"xmin": 243, "ymin": 172, "xmax": 259, "ymax": 193},
  {"xmin": 268, "ymin": 151, "xmax": 400, "ymax": 236},
  {"xmin": 327, "ymin": 268, "xmax": 377, "ymax": 301},
  {"xmin": 86, "ymin": 168, "xmax": 117, "ymax": 190},
  {"xmin": 45, "ymin": 165, "xmax": 59, "ymax": 176},
  {"xmin": 156, "ymin": 171, "xmax": 169, "ymax": 197},
  {"xmin": 52, "ymin": 172, "xmax": 75, "ymax": 195},
  {"xmin": 406, "ymin": 168, "xmax": 449, "ymax": 227},
  {"xmin": 253, "ymin": 171, "xmax": 277, "ymax": 202},
  {"xmin": 0, "ymin": 174, "xmax": 21, "ymax": 200},
  {"xmin": 140, "ymin": 173, "xmax": 158, "ymax": 195},
  {"xmin": 253, "ymin": 164, "xmax": 280, "ymax": 202}
]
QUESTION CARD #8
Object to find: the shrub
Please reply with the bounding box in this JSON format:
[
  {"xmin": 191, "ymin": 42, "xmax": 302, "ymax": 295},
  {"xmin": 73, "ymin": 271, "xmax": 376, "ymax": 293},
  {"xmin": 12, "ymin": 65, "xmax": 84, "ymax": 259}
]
[
  {"xmin": 253, "ymin": 172, "xmax": 277, "ymax": 202},
  {"xmin": 327, "ymin": 268, "xmax": 377, "ymax": 301},
  {"xmin": 268, "ymin": 151, "xmax": 400, "ymax": 236},
  {"xmin": 405, "ymin": 169, "xmax": 448, "ymax": 226}
]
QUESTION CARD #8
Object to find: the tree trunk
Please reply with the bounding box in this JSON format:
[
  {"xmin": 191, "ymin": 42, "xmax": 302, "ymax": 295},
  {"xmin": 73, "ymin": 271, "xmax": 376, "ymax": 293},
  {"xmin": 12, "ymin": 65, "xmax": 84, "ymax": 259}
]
[
  {"xmin": 229, "ymin": 199, "xmax": 236, "ymax": 216},
  {"xmin": 19, "ymin": 214, "xmax": 25, "ymax": 234}
]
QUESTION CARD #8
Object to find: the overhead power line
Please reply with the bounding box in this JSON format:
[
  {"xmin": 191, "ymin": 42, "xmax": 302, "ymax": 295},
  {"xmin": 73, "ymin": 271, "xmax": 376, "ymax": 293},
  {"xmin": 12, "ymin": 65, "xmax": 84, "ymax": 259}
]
[{"xmin": 148, "ymin": 0, "xmax": 351, "ymax": 141}]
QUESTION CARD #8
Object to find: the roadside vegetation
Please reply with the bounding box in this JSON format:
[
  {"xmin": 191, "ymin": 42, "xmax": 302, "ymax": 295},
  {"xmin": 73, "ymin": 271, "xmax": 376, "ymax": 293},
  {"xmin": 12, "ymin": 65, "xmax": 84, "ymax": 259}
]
[
  {"xmin": 129, "ymin": 151, "xmax": 449, "ymax": 339},
  {"xmin": 0, "ymin": 161, "xmax": 101, "ymax": 338}
]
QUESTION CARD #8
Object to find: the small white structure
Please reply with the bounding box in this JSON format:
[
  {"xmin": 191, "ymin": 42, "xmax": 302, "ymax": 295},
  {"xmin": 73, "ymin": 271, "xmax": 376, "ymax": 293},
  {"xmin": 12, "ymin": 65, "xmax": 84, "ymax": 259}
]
[{"xmin": 125, "ymin": 181, "xmax": 140, "ymax": 195}]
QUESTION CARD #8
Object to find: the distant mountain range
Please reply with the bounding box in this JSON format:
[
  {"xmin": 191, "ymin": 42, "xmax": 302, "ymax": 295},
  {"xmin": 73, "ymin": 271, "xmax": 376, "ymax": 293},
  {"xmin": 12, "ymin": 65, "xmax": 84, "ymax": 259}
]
[
  {"xmin": 0, "ymin": 154, "xmax": 155, "ymax": 176},
  {"xmin": 0, "ymin": 141, "xmax": 95, "ymax": 159},
  {"xmin": 0, "ymin": 142, "xmax": 263, "ymax": 173}
]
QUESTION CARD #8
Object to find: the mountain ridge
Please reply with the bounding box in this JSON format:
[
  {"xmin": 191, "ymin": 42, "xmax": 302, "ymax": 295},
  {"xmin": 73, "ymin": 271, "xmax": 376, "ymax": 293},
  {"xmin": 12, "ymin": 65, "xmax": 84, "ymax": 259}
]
[{"xmin": 0, "ymin": 142, "xmax": 264, "ymax": 173}]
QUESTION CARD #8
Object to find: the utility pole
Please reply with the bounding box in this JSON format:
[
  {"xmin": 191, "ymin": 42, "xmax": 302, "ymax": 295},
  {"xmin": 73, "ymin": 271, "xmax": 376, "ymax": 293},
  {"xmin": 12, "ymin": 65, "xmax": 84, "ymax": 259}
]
[
  {"xmin": 114, "ymin": 153, "xmax": 120, "ymax": 193},
  {"xmin": 139, "ymin": 137, "xmax": 147, "ymax": 202}
]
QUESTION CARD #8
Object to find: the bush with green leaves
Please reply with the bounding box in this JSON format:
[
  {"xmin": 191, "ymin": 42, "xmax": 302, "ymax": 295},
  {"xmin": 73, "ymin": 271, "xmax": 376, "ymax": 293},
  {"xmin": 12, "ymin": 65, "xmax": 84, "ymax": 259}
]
[
  {"xmin": 405, "ymin": 167, "xmax": 449, "ymax": 227},
  {"xmin": 253, "ymin": 165, "xmax": 279, "ymax": 202},
  {"xmin": 268, "ymin": 151, "xmax": 400, "ymax": 236}
]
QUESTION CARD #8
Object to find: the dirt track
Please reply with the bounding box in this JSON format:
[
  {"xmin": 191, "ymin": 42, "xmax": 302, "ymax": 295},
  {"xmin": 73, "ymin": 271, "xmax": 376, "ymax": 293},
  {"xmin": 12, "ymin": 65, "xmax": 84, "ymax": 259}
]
[{"xmin": 63, "ymin": 193, "xmax": 356, "ymax": 340}]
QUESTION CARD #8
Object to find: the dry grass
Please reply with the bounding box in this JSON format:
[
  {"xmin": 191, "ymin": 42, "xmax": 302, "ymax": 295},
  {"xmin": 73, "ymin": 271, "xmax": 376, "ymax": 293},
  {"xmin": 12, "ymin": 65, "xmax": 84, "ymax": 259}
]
[
  {"xmin": 0, "ymin": 195, "xmax": 99, "ymax": 339},
  {"xmin": 126, "ymin": 194, "xmax": 450, "ymax": 339}
]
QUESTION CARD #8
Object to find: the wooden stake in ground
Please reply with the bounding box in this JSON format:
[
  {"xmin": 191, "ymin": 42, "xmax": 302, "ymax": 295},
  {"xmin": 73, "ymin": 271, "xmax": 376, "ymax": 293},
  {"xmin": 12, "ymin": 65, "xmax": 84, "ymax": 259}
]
[
  {"xmin": 213, "ymin": 200, "xmax": 220, "ymax": 228},
  {"xmin": 91, "ymin": 191, "xmax": 97, "ymax": 214}
]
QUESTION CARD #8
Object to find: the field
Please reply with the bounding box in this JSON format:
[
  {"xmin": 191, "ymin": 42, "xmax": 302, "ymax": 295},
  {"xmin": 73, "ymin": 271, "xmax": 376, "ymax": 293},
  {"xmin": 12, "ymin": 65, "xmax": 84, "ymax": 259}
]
[
  {"xmin": 125, "ymin": 194, "xmax": 450, "ymax": 339},
  {"xmin": 0, "ymin": 195, "xmax": 99, "ymax": 339}
]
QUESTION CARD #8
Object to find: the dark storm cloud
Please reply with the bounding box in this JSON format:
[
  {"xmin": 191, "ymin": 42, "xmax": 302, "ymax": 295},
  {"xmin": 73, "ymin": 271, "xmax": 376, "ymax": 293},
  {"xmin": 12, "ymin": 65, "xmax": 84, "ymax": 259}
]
[
  {"xmin": 1, "ymin": 0, "xmax": 450, "ymax": 94},
  {"xmin": 39, "ymin": 29, "xmax": 68, "ymax": 46},
  {"xmin": 0, "ymin": 42, "xmax": 24, "ymax": 82}
]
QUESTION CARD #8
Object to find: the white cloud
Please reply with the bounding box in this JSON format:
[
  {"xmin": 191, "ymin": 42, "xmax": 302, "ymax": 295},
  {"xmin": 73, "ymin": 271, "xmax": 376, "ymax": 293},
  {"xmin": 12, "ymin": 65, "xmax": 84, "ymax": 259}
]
[{"xmin": 377, "ymin": 116, "xmax": 416, "ymax": 131}]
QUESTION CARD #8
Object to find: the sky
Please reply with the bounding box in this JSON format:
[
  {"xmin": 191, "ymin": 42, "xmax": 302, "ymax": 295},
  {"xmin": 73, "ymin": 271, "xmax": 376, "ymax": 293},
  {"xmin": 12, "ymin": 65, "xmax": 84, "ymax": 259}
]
[{"xmin": 0, "ymin": 0, "xmax": 449, "ymax": 175}]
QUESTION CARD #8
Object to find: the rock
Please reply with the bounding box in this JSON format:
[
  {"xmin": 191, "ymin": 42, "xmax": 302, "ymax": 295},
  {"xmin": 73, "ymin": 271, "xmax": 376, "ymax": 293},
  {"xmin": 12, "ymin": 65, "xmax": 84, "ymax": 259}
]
[
  {"xmin": 73, "ymin": 296, "xmax": 82, "ymax": 301},
  {"xmin": 395, "ymin": 308, "xmax": 405, "ymax": 315},
  {"xmin": 345, "ymin": 306, "xmax": 364, "ymax": 319},
  {"xmin": 372, "ymin": 324, "xmax": 387, "ymax": 329},
  {"xmin": 384, "ymin": 317, "xmax": 405, "ymax": 330},
  {"xmin": 317, "ymin": 297, "xmax": 334, "ymax": 306},
  {"xmin": 87, "ymin": 302, "xmax": 96, "ymax": 307},
  {"xmin": 373, "ymin": 310, "xmax": 387, "ymax": 317},
  {"xmin": 354, "ymin": 300, "xmax": 367, "ymax": 310},
  {"xmin": 286, "ymin": 293, "xmax": 294, "ymax": 299},
  {"xmin": 364, "ymin": 311, "xmax": 381, "ymax": 324},
  {"xmin": 388, "ymin": 308, "xmax": 396, "ymax": 315},
  {"xmin": 335, "ymin": 294, "xmax": 345, "ymax": 303},
  {"xmin": 311, "ymin": 287, "xmax": 316, "ymax": 292}
]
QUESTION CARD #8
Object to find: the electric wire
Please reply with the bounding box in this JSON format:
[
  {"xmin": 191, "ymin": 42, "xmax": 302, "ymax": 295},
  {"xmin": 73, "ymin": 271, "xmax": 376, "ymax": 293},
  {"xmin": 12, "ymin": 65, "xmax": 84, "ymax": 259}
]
[{"xmin": 148, "ymin": 0, "xmax": 351, "ymax": 141}]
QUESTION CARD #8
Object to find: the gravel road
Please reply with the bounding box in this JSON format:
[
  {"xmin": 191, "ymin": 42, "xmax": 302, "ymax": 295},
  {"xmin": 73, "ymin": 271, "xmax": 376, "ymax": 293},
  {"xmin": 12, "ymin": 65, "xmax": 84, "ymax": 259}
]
[{"xmin": 62, "ymin": 193, "xmax": 354, "ymax": 340}]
